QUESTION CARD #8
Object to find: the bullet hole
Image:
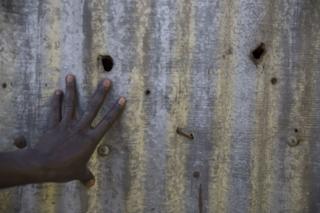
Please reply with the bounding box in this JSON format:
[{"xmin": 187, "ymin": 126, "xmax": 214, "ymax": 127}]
[
  {"xmin": 222, "ymin": 48, "xmax": 233, "ymax": 59},
  {"xmin": 251, "ymin": 42, "xmax": 266, "ymax": 65},
  {"xmin": 288, "ymin": 136, "xmax": 300, "ymax": 147},
  {"xmin": 14, "ymin": 139, "xmax": 27, "ymax": 149},
  {"xmin": 271, "ymin": 77, "xmax": 278, "ymax": 85},
  {"xmin": 100, "ymin": 55, "xmax": 114, "ymax": 72},
  {"xmin": 252, "ymin": 43, "xmax": 266, "ymax": 59},
  {"xmin": 294, "ymin": 128, "xmax": 299, "ymax": 133},
  {"xmin": 2, "ymin": 83, "xmax": 7, "ymax": 89},
  {"xmin": 193, "ymin": 171, "xmax": 200, "ymax": 178},
  {"xmin": 97, "ymin": 145, "xmax": 110, "ymax": 156},
  {"xmin": 145, "ymin": 89, "xmax": 151, "ymax": 95},
  {"xmin": 13, "ymin": 135, "xmax": 27, "ymax": 149}
]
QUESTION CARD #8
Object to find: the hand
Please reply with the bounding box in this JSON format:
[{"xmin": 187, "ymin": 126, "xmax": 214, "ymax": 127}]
[{"xmin": 24, "ymin": 74, "xmax": 125, "ymax": 187}]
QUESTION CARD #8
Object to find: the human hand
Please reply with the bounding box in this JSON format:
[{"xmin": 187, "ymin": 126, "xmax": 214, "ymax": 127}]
[{"xmin": 24, "ymin": 74, "xmax": 125, "ymax": 187}]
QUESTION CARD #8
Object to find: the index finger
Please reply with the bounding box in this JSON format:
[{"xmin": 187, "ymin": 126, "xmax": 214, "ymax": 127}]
[
  {"xmin": 89, "ymin": 97, "xmax": 126, "ymax": 144},
  {"xmin": 77, "ymin": 79, "xmax": 111, "ymax": 130}
]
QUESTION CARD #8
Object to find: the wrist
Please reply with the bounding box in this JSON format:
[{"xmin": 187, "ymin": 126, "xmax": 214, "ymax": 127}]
[
  {"xmin": 20, "ymin": 149, "xmax": 48, "ymax": 183},
  {"xmin": 0, "ymin": 149, "xmax": 48, "ymax": 188}
]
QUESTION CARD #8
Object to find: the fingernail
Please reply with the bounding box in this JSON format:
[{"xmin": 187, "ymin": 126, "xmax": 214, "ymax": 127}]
[
  {"xmin": 86, "ymin": 179, "xmax": 95, "ymax": 188},
  {"xmin": 118, "ymin": 97, "xmax": 126, "ymax": 106},
  {"xmin": 103, "ymin": 79, "xmax": 111, "ymax": 89},
  {"xmin": 55, "ymin": 90, "xmax": 61, "ymax": 95},
  {"xmin": 67, "ymin": 75, "xmax": 74, "ymax": 83}
]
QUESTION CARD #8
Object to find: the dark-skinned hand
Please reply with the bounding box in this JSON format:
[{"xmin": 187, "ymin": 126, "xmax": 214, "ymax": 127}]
[{"xmin": 1, "ymin": 74, "xmax": 125, "ymax": 189}]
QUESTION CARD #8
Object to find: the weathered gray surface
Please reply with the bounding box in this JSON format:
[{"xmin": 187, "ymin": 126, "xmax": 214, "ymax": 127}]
[{"xmin": 0, "ymin": 0, "xmax": 320, "ymax": 212}]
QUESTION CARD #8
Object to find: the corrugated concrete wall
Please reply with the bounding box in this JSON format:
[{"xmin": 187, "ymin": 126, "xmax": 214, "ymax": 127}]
[{"xmin": 0, "ymin": 0, "xmax": 319, "ymax": 212}]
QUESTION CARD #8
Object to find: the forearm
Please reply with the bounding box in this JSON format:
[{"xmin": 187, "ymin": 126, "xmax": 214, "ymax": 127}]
[{"xmin": 0, "ymin": 150, "xmax": 45, "ymax": 188}]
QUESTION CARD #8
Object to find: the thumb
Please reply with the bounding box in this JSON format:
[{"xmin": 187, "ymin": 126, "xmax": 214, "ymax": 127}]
[{"xmin": 79, "ymin": 168, "xmax": 95, "ymax": 188}]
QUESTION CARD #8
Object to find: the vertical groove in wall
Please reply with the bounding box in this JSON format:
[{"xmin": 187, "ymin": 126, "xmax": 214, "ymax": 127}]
[
  {"xmin": 209, "ymin": 0, "xmax": 235, "ymax": 211},
  {"xmin": 285, "ymin": 1, "xmax": 316, "ymax": 212},
  {"xmin": 0, "ymin": 1, "xmax": 33, "ymax": 212},
  {"xmin": 80, "ymin": 0, "xmax": 110, "ymax": 212},
  {"xmin": 308, "ymin": 11, "xmax": 320, "ymax": 211},
  {"xmin": 142, "ymin": 0, "xmax": 176, "ymax": 212},
  {"xmin": 249, "ymin": 0, "xmax": 284, "ymax": 212},
  {"xmin": 11, "ymin": 0, "xmax": 62, "ymax": 212},
  {"xmin": 35, "ymin": 0, "xmax": 62, "ymax": 212},
  {"xmin": 185, "ymin": 0, "xmax": 219, "ymax": 212},
  {"xmin": 164, "ymin": 0, "xmax": 195, "ymax": 212},
  {"xmin": 124, "ymin": 1, "xmax": 151, "ymax": 212}
]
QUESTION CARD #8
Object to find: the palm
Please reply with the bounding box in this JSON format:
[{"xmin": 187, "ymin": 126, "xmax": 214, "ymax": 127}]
[{"xmin": 28, "ymin": 75, "xmax": 125, "ymax": 186}]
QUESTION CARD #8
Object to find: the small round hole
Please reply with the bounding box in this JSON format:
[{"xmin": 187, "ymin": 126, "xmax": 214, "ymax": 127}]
[
  {"xmin": 2, "ymin": 83, "xmax": 7, "ymax": 89},
  {"xmin": 193, "ymin": 171, "xmax": 200, "ymax": 178},
  {"xmin": 145, "ymin": 89, "xmax": 151, "ymax": 95},
  {"xmin": 288, "ymin": 137, "xmax": 300, "ymax": 147},
  {"xmin": 294, "ymin": 128, "xmax": 298, "ymax": 133},
  {"xmin": 271, "ymin": 77, "xmax": 278, "ymax": 85},
  {"xmin": 101, "ymin": 55, "xmax": 114, "ymax": 72}
]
